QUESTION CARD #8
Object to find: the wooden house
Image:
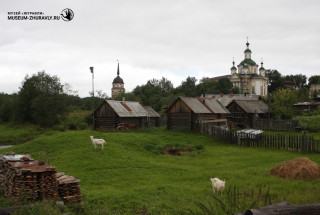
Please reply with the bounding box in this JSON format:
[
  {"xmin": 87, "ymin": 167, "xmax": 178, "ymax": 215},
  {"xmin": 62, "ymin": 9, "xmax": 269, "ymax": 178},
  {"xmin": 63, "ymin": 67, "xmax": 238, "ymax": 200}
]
[
  {"xmin": 227, "ymin": 100, "xmax": 268, "ymax": 128},
  {"xmin": 293, "ymin": 102, "xmax": 320, "ymax": 113},
  {"xmin": 94, "ymin": 100, "xmax": 160, "ymax": 130},
  {"xmin": 166, "ymin": 96, "xmax": 229, "ymax": 130}
]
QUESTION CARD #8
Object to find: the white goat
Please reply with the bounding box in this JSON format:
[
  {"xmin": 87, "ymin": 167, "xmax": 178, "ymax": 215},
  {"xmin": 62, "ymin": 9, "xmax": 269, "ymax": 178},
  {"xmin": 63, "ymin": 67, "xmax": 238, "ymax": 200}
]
[
  {"xmin": 89, "ymin": 136, "xmax": 106, "ymax": 150},
  {"xmin": 210, "ymin": 178, "xmax": 226, "ymax": 194}
]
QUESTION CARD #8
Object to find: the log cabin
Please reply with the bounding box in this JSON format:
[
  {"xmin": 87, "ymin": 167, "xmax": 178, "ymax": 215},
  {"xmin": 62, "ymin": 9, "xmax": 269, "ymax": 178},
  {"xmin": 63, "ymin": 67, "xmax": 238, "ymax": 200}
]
[
  {"xmin": 226, "ymin": 100, "xmax": 268, "ymax": 128},
  {"xmin": 166, "ymin": 96, "xmax": 229, "ymax": 130},
  {"xmin": 93, "ymin": 100, "xmax": 160, "ymax": 130}
]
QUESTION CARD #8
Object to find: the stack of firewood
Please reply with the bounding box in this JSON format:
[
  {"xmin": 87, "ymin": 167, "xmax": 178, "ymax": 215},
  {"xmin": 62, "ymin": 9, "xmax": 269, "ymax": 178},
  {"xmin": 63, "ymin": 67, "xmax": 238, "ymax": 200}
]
[
  {"xmin": 0, "ymin": 156, "xmax": 40, "ymax": 201},
  {"xmin": 116, "ymin": 122, "xmax": 139, "ymax": 130},
  {"xmin": 55, "ymin": 172, "xmax": 82, "ymax": 205},
  {"xmin": 0, "ymin": 153, "xmax": 81, "ymax": 205},
  {"xmin": 38, "ymin": 170, "xmax": 59, "ymax": 200}
]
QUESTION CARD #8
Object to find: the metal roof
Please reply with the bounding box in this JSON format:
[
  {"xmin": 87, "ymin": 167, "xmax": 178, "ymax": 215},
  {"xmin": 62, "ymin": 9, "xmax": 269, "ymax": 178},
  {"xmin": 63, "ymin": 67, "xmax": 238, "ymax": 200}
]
[
  {"xmin": 144, "ymin": 106, "xmax": 161, "ymax": 118},
  {"xmin": 180, "ymin": 97, "xmax": 229, "ymax": 114},
  {"xmin": 106, "ymin": 100, "xmax": 148, "ymax": 117},
  {"xmin": 233, "ymin": 100, "xmax": 268, "ymax": 114}
]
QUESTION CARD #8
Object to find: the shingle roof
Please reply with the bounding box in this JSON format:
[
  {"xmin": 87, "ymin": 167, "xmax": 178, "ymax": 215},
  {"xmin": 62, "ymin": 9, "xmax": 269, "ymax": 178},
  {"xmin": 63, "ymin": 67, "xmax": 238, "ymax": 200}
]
[
  {"xmin": 180, "ymin": 97, "xmax": 229, "ymax": 114},
  {"xmin": 233, "ymin": 100, "xmax": 268, "ymax": 114}
]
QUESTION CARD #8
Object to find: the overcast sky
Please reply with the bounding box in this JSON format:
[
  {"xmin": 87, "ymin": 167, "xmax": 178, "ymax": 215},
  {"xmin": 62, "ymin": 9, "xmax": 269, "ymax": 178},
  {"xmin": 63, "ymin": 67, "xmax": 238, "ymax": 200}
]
[{"xmin": 1, "ymin": 0, "xmax": 320, "ymax": 97}]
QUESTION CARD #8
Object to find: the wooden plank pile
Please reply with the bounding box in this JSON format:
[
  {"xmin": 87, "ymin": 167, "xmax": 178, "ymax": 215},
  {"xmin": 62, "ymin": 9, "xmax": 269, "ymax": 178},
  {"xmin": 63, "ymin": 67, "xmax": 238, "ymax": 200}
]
[
  {"xmin": 55, "ymin": 172, "xmax": 82, "ymax": 205},
  {"xmin": 0, "ymin": 153, "xmax": 81, "ymax": 205}
]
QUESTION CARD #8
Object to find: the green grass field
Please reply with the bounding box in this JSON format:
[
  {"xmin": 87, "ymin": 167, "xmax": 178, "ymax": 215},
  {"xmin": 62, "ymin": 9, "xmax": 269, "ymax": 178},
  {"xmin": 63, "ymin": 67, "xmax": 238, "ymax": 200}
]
[{"xmin": 0, "ymin": 125, "xmax": 320, "ymax": 214}]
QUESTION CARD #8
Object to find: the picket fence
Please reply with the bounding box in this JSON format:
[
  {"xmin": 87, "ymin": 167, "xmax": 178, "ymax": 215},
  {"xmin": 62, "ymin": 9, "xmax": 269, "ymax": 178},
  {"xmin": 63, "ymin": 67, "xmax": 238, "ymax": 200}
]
[{"xmin": 199, "ymin": 122, "xmax": 320, "ymax": 153}]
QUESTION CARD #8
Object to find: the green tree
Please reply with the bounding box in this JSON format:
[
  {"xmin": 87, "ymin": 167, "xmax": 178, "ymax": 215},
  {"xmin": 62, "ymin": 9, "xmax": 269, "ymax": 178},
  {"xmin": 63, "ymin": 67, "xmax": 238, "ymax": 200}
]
[
  {"xmin": 271, "ymin": 88, "xmax": 298, "ymax": 120},
  {"xmin": 296, "ymin": 87, "xmax": 310, "ymax": 102},
  {"xmin": 308, "ymin": 75, "xmax": 320, "ymax": 85},
  {"xmin": 266, "ymin": 70, "xmax": 285, "ymax": 93},
  {"xmin": 16, "ymin": 71, "xmax": 68, "ymax": 127},
  {"xmin": 283, "ymin": 74, "xmax": 307, "ymax": 88},
  {"xmin": 217, "ymin": 78, "xmax": 233, "ymax": 94},
  {"xmin": 196, "ymin": 78, "xmax": 220, "ymax": 95},
  {"xmin": 0, "ymin": 93, "xmax": 17, "ymax": 122},
  {"xmin": 177, "ymin": 76, "xmax": 197, "ymax": 97}
]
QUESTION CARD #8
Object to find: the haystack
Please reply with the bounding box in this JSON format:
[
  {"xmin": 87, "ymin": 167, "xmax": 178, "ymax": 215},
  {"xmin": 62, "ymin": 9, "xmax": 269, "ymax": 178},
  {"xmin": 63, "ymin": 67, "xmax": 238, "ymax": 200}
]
[{"xmin": 270, "ymin": 157, "xmax": 320, "ymax": 180}]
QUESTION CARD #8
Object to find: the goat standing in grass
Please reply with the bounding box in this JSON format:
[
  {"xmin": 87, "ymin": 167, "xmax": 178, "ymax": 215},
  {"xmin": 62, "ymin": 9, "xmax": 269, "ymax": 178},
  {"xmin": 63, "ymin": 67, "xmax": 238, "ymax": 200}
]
[
  {"xmin": 90, "ymin": 136, "xmax": 106, "ymax": 150},
  {"xmin": 210, "ymin": 178, "xmax": 225, "ymax": 194}
]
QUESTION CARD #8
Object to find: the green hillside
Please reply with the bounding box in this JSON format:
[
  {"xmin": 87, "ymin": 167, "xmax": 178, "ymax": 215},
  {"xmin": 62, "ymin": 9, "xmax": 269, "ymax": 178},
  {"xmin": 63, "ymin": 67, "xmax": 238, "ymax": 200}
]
[{"xmin": 1, "ymin": 126, "xmax": 320, "ymax": 214}]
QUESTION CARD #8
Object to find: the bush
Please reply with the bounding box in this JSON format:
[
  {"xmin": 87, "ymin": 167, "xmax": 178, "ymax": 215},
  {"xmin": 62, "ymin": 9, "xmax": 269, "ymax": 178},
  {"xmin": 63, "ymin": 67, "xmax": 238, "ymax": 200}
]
[{"xmin": 294, "ymin": 114, "xmax": 320, "ymax": 131}]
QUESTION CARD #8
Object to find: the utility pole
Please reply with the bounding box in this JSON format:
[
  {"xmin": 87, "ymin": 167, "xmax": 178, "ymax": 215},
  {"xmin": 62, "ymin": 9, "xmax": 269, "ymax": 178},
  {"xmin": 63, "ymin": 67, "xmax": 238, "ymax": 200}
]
[{"xmin": 90, "ymin": 66, "xmax": 94, "ymax": 130}]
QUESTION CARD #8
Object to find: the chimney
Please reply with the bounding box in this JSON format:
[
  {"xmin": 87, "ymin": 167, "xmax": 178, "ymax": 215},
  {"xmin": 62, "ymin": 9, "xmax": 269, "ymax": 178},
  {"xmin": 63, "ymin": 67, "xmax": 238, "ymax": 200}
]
[
  {"xmin": 220, "ymin": 92, "xmax": 223, "ymax": 98},
  {"xmin": 122, "ymin": 97, "xmax": 125, "ymax": 102},
  {"xmin": 202, "ymin": 98, "xmax": 205, "ymax": 104},
  {"xmin": 229, "ymin": 92, "xmax": 233, "ymax": 98}
]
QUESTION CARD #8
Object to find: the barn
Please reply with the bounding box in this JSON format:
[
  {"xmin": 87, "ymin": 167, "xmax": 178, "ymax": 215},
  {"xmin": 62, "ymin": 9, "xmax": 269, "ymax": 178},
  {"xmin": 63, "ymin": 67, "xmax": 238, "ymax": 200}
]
[
  {"xmin": 227, "ymin": 100, "xmax": 268, "ymax": 128},
  {"xmin": 166, "ymin": 96, "xmax": 229, "ymax": 130},
  {"xmin": 93, "ymin": 100, "xmax": 160, "ymax": 130}
]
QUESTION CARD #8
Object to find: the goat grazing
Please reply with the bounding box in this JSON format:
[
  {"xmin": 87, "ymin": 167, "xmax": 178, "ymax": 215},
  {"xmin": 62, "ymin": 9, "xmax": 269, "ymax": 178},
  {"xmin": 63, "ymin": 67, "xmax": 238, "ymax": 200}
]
[
  {"xmin": 89, "ymin": 136, "xmax": 106, "ymax": 150},
  {"xmin": 210, "ymin": 178, "xmax": 225, "ymax": 194}
]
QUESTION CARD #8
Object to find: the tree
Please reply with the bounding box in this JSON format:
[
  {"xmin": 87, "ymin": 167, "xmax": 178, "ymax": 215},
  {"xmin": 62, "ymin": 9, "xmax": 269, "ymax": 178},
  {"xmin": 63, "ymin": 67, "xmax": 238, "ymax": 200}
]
[
  {"xmin": 271, "ymin": 88, "xmax": 297, "ymax": 120},
  {"xmin": 283, "ymin": 74, "xmax": 307, "ymax": 88},
  {"xmin": 178, "ymin": 76, "xmax": 197, "ymax": 97},
  {"xmin": 308, "ymin": 75, "xmax": 320, "ymax": 85},
  {"xmin": 296, "ymin": 87, "xmax": 310, "ymax": 102},
  {"xmin": 196, "ymin": 78, "xmax": 220, "ymax": 95},
  {"xmin": 16, "ymin": 71, "xmax": 68, "ymax": 127},
  {"xmin": 0, "ymin": 93, "xmax": 17, "ymax": 122},
  {"xmin": 266, "ymin": 70, "xmax": 285, "ymax": 93},
  {"xmin": 217, "ymin": 78, "xmax": 233, "ymax": 94}
]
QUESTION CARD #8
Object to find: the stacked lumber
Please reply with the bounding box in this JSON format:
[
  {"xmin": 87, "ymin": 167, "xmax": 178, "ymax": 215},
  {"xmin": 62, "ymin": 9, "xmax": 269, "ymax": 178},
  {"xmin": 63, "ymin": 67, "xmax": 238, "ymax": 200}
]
[
  {"xmin": 56, "ymin": 172, "xmax": 82, "ymax": 205},
  {"xmin": 116, "ymin": 123, "xmax": 139, "ymax": 130}
]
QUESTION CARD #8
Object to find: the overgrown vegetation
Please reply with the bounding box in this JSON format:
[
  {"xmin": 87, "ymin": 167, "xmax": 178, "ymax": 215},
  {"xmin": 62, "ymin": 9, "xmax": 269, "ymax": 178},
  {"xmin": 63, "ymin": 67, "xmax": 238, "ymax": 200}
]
[{"xmin": 0, "ymin": 126, "xmax": 319, "ymax": 214}]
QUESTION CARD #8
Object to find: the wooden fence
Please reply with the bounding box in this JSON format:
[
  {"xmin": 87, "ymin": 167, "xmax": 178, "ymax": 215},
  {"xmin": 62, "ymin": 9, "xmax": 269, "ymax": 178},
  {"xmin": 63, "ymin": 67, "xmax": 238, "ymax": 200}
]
[
  {"xmin": 199, "ymin": 122, "xmax": 320, "ymax": 153},
  {"xmin": 254, "ymin": 119, "xmax": 299, "ymax": 131}
]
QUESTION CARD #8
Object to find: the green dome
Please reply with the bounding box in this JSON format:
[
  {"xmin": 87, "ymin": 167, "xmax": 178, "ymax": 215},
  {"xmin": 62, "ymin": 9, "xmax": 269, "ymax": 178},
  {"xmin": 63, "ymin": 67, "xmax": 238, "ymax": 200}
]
[
  {"xmin": 231, "ymin": 66, "xmax": 237, "ymax": 70},
  {"xmin": 244, "ymin": 49, "xmax": 252, "ymax": 53},
  {"xmin": 239, "ymin": 58, "xmax": 257, "ymax": 66},
  {"xmin": 259, "ymin": 67, "xmax": 265, "ymax": 71}
]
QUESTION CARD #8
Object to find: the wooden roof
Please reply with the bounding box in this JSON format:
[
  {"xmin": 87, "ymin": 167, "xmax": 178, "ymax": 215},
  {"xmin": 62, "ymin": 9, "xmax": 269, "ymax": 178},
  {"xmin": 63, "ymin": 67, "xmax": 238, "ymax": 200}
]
[
  {"xmin": 232, "ymin": 100, "xmax": 268, "ymax": 114},
  {"xmin": 144, "ymin": 106, "xmax": 161, "ymax": 118},
  {"xmin": 205, "ymin": 94, "xmax": 261, "ymax": 107},
  {"xmin": 179, "ymin": 96, "xmax": 229, "ymax": 114},
  {"xmin": 95, "ymin": 100, "xmax": 160, "ymax": 118}
]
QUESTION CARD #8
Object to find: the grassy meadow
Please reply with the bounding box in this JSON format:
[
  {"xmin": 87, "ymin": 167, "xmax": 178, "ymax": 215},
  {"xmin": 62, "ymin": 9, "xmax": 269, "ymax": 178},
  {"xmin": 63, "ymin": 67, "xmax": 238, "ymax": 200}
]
[{"xmin": 0, "ymin": 125, "xmax": 320, "ymax": 214}]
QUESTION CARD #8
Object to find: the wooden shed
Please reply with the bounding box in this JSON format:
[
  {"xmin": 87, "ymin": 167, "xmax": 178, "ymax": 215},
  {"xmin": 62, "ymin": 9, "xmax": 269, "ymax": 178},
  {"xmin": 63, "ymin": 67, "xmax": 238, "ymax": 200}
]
[
  {"xmin": 94, "ymin": 100, "xmax": 160, "ymax": 130},
  {"xmin": 166, "ymin": 96, "xmax": 229, "ymax": 130},
  {"xmin": 227, "ymin": 100, "xmax": 268, "ymax": 128}
]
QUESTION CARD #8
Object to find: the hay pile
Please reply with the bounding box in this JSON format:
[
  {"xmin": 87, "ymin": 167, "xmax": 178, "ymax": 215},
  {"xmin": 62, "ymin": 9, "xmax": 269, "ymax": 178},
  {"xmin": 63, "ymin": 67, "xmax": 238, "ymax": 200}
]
[{"xmin": 270, "ymin": 157, "xmax": 320, "ymax": 180}]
